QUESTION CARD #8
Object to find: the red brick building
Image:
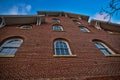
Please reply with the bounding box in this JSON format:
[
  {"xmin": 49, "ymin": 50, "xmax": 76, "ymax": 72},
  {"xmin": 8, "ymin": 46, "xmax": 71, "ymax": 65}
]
[{"xmin": 0, "ymin": 11, "xmax": 120, "ymax": 80}]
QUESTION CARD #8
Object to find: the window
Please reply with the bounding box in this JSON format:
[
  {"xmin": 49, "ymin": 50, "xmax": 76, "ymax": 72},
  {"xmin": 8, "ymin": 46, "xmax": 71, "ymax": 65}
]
[
  {"xmin": 52, "ymin": 18, "xmax": 60, "ymax": 24},
  {"xmin": 54, "ymin": 40, "xmax": 72, "ymax": 55},
  {"xmin": 80, "ymin": 27, "xmax": 90, "ymax": 32},
  {"xmin": 93, "ymin": 40, "xmax": 116, "ymax": 56},
  {"xmin": 53, "ymin": 25, "xmax": 63, "ymax": 31},
  {"xmin": 20, "ymin": 25, "xmax": 32, "ymax": 29},
  {"xmin": 0, "ymin": 38, "xmax": 23, "ymax": 57},
  {"xmin": 73, "ymin": 20, "xmax": 81, "ymax": 25}
]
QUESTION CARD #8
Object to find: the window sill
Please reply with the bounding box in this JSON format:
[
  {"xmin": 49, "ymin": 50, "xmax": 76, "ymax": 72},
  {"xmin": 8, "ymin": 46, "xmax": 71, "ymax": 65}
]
[
  {"xmin": 53, "ymin": 30, "xmax": 66, "ymax": 32},
  {"xmin": 105, "ymin": 54, "xmax": 120, "ymax": 57},
  {"xmin": 81, "ymin": 31, "xmax": 91, "ymax": 33},
  {"xmin": 0, "ymin": 54, "xmax": 15, "ymax": 57},
  {"xmin": 19, "ymin": 28, "xmax": 32, "ymax": 29},
  {"xmin": 53, "ymin": 55, "xmax": 77, "ymax": 58}
]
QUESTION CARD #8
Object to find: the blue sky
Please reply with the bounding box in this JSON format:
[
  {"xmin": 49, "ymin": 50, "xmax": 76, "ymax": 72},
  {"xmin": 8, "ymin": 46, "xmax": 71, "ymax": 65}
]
[{"xmin": 0, "ymin": 0, "xmax": 120, "ymax": 23}]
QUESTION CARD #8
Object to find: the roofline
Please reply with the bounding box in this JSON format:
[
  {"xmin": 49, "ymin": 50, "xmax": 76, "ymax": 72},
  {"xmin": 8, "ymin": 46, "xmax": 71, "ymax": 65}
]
[
  {"xmin": 37, "ymin": 11, "xmax": 89, "ymax": 21},
  {"xmin": 0, "ymin": 15, "xmax": 45, "ymax": 27},
  {"xmin": 90, "ymin": 19, "xmax": 120, "ymax": 32},
  {"xmin": 0, "ymin": 15, "xmax": 45, "ymax": 17},
  {"xmin": 37, "ymin": 11, "xmax": 89, "ymax": 17},
  {"xmin": 91, "ymin": 19, "xmax": 120, "ymax": 26}
]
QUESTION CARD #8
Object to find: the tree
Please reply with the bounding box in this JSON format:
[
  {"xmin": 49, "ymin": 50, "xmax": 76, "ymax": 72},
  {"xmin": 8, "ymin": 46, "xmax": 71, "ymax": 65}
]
[{"xmin": 100, "ymin": 0, "xmax": 120, "ymax": 21}]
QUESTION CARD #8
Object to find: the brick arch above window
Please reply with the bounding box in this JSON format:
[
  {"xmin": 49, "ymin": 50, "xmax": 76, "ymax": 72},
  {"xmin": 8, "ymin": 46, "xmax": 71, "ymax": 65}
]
[{"xmin": 53, "ymin": 38, "xmax": 69, "ymax": 43}]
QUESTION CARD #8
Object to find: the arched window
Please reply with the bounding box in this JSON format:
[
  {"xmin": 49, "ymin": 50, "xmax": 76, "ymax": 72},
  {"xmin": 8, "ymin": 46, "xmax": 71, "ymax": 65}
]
[
  {"xmin": 54, "ymin": 40, "xmax": 72, "ymax": 55},
  {"xmin": 52, "ymin": 18, "xmax": 60, "ymax": 24},
  {"xmin": 80, "ymin": 26, "xmax": 90, "ymax": 32},
  {"xmin": 93, "ymin": 40, "xmax": 115, "ymax": 55},
  {"xmin": 0, "ymin": 38, "xmax": 23, "ymax": 57},
  {"xmin": 53, "ymin": 25, "xmax": 63, "ymax": 31},
  {"xmin": 20, "ymin": 25, "xmax": 32, "ymax": 29},
  {"xmin": 73, "ymin": 20, "xmax": 81, "ymax": 25}
]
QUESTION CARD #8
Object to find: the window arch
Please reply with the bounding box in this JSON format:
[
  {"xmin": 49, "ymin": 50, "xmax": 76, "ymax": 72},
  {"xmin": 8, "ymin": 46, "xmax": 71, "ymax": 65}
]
[
  {"xmin": 93, "ymin": 40, "xmax": 115, "ymax": 55},
  {"xmin": 19, "ymin": 25, "xmax": 32, "ymax": 29},
  {"xmin": 79, "ymin": 26, "xmax": 90, "ymax": 32},
  {"xmin": 54, "ymin": 40, "xmax": 72, "ymax": 55},
  {"xmin": 53, "ymin": 25, "xmax": 63, "ymax": 31},
  {"xmin": 73, "ymin": 20, "xmax": 81, "ymax": 25},
  {"xmin": 52, "ymin": 18, "xmax": 60, "ymax": 24},
  {"xmin": 0, "ymin": 38, "xmax": 23, "ymax": 57}
]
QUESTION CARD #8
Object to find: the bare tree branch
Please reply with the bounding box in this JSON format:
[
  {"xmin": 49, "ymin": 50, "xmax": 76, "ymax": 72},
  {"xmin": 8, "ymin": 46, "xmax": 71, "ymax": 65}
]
[{"xmin": 100, "ymin": 0, "xmax": 120, "ymax": 22}]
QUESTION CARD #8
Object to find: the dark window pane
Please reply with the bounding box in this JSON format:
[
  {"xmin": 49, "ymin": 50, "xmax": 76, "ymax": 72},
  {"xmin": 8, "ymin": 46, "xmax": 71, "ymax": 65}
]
[
  {"xmin": 61, "ymin": 49, "xmax": 64, "ymax": 55},
  {"xmin": 65, "ymin": 49, "xmax": 69, "ymax": 55},
  {"xmin": 60, "ymin": 42, "xmax": 63, "ymax": 48},
  {"xmin": 63, "ymin": 43, "xmax": 67, "ymax": 48},
  {"xmin": 95, "ymin": 43, "xmax": 105, "ymax": 49},
  {"xmin": 53, "ymin": 26, "xmax": 63, "ymax": 31},
  {"xmin": 101, "ymin": 49, "xmax": 110, "ymax": 55},
  {"xmin": 56, "ymin": 48, "xmax": 61, "ymax": 55},
  {"xmin": 56, "ymin": 42, "xmax": 59, "ymax": 48}
]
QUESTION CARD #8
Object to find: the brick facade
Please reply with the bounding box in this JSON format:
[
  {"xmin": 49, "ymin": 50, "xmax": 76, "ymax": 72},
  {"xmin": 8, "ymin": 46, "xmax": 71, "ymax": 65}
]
[{"xmin": 0, "ymin": 12, "xmax": 120, "ymax": 80}]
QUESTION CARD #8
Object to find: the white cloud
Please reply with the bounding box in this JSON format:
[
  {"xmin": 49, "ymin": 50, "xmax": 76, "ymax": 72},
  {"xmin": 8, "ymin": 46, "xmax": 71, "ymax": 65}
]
[
  {"xmin": 25, "ymin": 5, "xmax": 32, "ymax": 11},
  {"xmin": 92, "ymin": 13, "xmax": 120, "ymax": 24},
  {"xmin": 117, "ymin": 21, "xmax": 120, "ymax": 24},
  {"xmin": 2, "ymin": 4, "xmax": 32, "ymax": 15},
  {"xmin": 93, "ymin": 13, "xmax": 110, "ymax": 21}
]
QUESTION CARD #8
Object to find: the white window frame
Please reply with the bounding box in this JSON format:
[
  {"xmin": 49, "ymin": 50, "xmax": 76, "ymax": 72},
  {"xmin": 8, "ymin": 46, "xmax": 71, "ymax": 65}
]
[
  {"xmin": 93, "ymin": 41, "xmax": 117, "ymax": 56},
  {"xmin": 54, "ymin": 40, "xmax": 72, "ymax": 56},
  {"xmin": 0, "ymin": 38, "xmax": 23, "ymax": 57}
]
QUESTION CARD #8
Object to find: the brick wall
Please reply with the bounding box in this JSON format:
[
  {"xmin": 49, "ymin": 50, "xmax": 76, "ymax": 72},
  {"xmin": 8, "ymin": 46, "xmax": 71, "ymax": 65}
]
[{"xmin": 0, "ymin": 16, "xmax": 120, "ymax": 80}]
